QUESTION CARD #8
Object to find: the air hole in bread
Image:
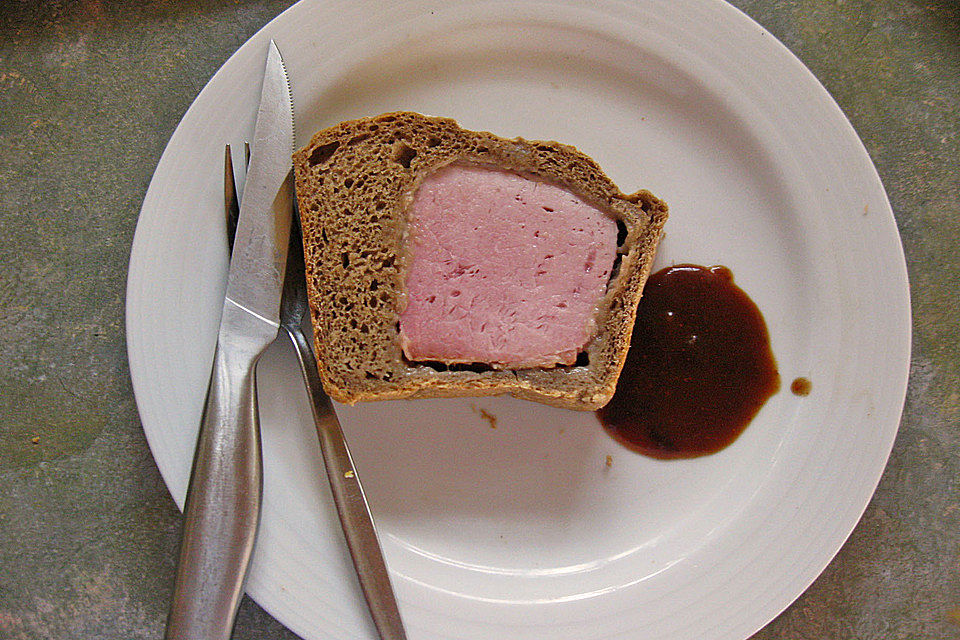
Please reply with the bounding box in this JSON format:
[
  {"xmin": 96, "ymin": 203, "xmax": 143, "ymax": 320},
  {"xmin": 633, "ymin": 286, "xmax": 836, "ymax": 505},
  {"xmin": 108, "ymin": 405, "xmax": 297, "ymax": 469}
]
[
  {"xmin": 616, "ymin": 219, "xmax": 628, "ymax": 248},
  {"xmin": 341, "ymin": 252, "xmax": 350, "ymax": 268},
  {"xmin": 394, "ymin": 142, "xmax": 417, "ymax": 168},
  {"xmin": 308, "ymin": 141, "xmax": 339, "ymax": 167},
  {"xmin": 411, "ymin": 359, "xmax": 495, "ymax": 374},
  {"xmin": 550, "ymin": 352, "xmax": 590, "ymax": 373},
  {"xmin": 349, "ymin": 133, "xmax": 370, "ymax": 145},
  {"xmin": 449, "ymin": 362, "xmax": 495, "ymax": 373},
  {"xmin": 427, "ymin": 136, "xmax": 441, "ymax": 147},
  {"xmin": 370, "ymin": 280, "xmax": 379, "ymax": 291},
  {"xmin": 344, "ymin": 177, "xmax": 354, "ymax": 188}
]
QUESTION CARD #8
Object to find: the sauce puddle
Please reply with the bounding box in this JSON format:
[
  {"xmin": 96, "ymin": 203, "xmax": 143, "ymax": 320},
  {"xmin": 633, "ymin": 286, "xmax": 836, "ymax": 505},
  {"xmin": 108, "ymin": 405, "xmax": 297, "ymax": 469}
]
[{"xmin": 597, "ymin": 264, "xmax": 780, "ymax": 459}]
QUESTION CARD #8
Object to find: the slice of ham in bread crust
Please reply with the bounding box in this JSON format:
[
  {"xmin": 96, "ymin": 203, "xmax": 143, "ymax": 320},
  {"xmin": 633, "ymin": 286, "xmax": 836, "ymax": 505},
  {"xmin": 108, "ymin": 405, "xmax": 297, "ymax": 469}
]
[{"xmin": 292, "ymin": 111, "xmax": 667, "ymax": 410}]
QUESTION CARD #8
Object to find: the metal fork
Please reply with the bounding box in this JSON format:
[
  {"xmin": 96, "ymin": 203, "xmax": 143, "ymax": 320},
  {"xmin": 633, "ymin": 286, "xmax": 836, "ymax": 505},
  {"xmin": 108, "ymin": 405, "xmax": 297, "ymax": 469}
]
[{"xmin": 225, "ymin": 145, "xmax": 407, "ymax": 640}]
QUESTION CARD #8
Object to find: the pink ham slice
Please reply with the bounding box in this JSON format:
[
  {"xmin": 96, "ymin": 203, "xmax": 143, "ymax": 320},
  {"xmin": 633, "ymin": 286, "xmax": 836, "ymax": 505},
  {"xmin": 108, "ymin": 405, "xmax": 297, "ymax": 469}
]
[{"xmin": 399, "ymin": 163, "xmax": 618, "ymax": 369}]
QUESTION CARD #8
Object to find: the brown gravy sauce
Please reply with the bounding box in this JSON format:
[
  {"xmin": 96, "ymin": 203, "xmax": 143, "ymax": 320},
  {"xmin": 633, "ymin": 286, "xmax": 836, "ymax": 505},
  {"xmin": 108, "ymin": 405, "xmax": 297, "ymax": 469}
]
[
  {"xmin": 791, "ymin": 377, "xmax": 812, "ymax": 396},
  {"xmin": 597, "ymin": 264, "xmax": 780, "ymax": 459}
]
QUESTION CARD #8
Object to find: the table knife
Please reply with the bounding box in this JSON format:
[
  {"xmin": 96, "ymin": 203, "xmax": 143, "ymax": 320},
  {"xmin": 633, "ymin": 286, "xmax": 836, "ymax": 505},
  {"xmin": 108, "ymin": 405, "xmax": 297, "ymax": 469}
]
[{"xmin": 164, "ymin": 40, "xmax": 294, "ymax": 640}]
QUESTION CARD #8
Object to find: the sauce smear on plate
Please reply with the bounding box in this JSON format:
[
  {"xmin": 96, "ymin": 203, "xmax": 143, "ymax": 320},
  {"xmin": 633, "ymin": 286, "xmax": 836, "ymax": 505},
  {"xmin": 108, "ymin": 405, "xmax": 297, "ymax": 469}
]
[
  {"xmin": 598, "ymin": 264, "xmax": 779, "ymax": 459},
  {"xmin": 791, "ymin": 377, "xmax": 812, "ymax": 396}
]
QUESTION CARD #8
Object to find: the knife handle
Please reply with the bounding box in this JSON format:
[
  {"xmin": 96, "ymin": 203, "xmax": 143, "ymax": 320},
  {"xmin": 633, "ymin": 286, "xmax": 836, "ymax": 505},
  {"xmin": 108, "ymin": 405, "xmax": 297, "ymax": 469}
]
[
  {"xmin": 165, "ymin": 339, "xmax": 264, "ymax": 640},
  {"xmin": 284, "ymin": 325, "xmax": 407, "ymax": 640}
]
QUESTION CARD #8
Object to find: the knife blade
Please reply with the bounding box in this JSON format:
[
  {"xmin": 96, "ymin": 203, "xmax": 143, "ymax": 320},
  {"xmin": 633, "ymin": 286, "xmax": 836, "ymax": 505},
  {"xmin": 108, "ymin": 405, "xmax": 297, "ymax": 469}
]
[{"xmin": 165, "ymin": 39, "xmax": 294, "ymax": 640}]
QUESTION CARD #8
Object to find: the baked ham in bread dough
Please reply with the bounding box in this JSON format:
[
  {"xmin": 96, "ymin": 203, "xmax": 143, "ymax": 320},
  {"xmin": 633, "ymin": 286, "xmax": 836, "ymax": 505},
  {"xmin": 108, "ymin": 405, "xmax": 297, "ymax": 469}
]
[{"xmin": 292, "ymin": 111, "xmax": 667, "ymax": 410}]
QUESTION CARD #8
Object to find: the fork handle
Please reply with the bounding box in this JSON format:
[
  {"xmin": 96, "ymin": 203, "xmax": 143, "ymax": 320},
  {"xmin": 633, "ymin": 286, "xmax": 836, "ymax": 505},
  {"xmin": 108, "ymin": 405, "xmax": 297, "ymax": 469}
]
[
  {"xmin": 165, "ymin": 339, "xmax": 264, "ymax": 640},
  {"xmin": 284, "ymin": 325, "xmax": 407, "ymax": 640}
]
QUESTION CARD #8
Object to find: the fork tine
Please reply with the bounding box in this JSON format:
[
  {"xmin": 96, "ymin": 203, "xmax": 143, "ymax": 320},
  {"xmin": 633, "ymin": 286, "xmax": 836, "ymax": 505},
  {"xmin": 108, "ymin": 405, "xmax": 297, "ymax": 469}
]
[{"xmin": 224, "ymin": 144, "xmax": 240, "ymax": 253}]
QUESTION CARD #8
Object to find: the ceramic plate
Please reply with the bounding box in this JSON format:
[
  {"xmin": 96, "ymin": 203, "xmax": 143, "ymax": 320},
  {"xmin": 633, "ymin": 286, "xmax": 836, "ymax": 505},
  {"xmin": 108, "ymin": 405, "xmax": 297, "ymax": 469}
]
[{"xmin": 126, "ymin": 1, "xmax": 911, "ymax": 638}]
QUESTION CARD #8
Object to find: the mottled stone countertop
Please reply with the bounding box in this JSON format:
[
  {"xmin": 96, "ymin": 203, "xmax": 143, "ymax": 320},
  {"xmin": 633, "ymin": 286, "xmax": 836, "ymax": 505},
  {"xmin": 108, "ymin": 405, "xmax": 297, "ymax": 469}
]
[{"xmin": 1, "ymin": 1, "xmax": 956, "ymax": 638}]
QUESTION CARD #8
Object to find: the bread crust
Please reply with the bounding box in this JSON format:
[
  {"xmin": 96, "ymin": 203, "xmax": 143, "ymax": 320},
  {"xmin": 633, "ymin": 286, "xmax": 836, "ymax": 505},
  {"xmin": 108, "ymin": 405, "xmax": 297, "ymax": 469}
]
[{"xmin": 293, "ymin": 112, "xmax": 667, "ymax": 410}]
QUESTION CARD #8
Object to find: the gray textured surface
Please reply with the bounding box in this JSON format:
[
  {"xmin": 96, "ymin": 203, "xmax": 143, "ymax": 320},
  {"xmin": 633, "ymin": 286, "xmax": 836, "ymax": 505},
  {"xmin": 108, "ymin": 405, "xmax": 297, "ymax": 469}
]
[{"xmin": 0, "ymin": 0, "xmax": 957, "ymax": 638}]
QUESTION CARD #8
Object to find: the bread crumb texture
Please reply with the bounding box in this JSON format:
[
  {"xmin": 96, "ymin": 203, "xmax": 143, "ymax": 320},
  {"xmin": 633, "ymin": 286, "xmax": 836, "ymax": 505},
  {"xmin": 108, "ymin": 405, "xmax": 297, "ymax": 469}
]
[{"xmin": 292, "ymin": 112, "xmax": 667, "ymax": 410}]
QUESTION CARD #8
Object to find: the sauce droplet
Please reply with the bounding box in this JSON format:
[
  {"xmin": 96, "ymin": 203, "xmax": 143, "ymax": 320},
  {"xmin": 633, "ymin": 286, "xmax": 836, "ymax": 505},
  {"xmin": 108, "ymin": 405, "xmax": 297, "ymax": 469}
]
[
  {"xmin": 597, "ymin": 264, "xmax": 780, "ymax": 459},
  {"xmin": 790, "ymin": 377, "xmax": 812, "ymax": 396}
]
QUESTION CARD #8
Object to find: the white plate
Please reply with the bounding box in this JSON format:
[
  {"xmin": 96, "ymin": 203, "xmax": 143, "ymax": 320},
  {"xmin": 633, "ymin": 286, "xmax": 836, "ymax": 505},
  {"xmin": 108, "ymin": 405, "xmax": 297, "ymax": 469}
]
[{"xmin": 126, "ymin": 1, "xmax": 911, "ymax": 638}]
